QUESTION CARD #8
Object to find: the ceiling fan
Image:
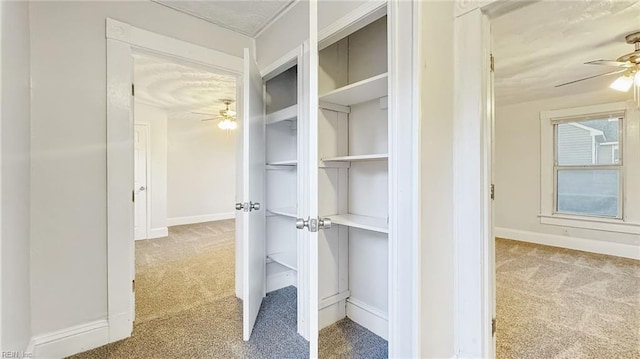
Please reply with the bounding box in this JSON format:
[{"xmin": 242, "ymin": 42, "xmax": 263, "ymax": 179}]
[
  {"xmin": 556, "ymin": 31, "xmax": 640, "ymax": 94},
  {"xmin": 192, "ymin": 99, "xmax": 237, "ymax": 130}
]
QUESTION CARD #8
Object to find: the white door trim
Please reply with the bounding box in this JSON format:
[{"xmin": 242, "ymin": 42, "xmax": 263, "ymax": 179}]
[
  {"xmin": 106, "ymin": 18, "xmax": 243, "ymax": 343},
  {"xmin": 453, "ymin": 1, "xmax": 539, "ymax": 357}
]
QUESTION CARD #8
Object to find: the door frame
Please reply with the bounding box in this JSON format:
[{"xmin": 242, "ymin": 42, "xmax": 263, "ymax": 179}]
[
  {"xmin": 105, "ymin": 18, "xmax": 243, "ymax": 342},
  {"xmin": 133, "ymin": 123, "xmax": 150, "ymax": 241},
  {"xmin": 452, "ymin": 1, "xmax": 538, "ymax": 357}
]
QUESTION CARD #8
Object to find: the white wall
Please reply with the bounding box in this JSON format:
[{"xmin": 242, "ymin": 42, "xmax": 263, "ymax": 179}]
[
  {"xmin": 495, "ymin": 90, "xmax": 640, "ymax": 254},
  {"xmin": 29, "ymin": 0, "xmax": 251, "ymax": 337},
  {"xmin": 134, "ymin": 102, "xmax": 168, "ymax": 238},
  {"xmin": 167, "ymin": 116, "xmax": 236, "ymax": 225},
  {"xmin": 255, "ymin": 1, "xmax": 309, "ymax": 70},
  {"xmin": 419, "ymin": 1, "xmax": 455, "ymax": 357},
  {"xmin": 1, "ymin": 0, "xmax": 32, "ymax": 352}
]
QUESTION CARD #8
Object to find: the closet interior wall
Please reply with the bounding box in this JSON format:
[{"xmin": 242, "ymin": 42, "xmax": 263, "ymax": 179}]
[{"xmin": 317, "ymin": 16, "xmax": 390, "ymax": 340}]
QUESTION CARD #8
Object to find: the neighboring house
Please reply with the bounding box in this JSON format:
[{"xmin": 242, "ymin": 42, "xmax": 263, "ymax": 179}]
[{"xmin": 557, "ymin": 120, "xmax": 619, "ymax": 165}]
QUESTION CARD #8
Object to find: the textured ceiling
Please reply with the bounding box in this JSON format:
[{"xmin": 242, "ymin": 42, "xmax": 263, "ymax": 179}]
[
  {"xmin": 152, "ymin": 0, "xmax": 295, "ymax": 36},
  {"xmin": 133, "ymin": 53, "xmax": 236, "ymax": 119},
  {"xmin": 493, "ymin": 0, "xmax": 640, "ymax": 106}
]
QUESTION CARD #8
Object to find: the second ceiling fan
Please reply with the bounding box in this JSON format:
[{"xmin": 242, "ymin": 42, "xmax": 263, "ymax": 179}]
[{"xmin": 556, "ymin": 31, "xmax": 640, "ymax": 93}]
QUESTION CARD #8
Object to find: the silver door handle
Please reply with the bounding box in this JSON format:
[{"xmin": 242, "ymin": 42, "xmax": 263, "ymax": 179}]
[
  {"xmin": 296, "ymin": 217, "xmax": 309, "ymax": 229},
  {"xmin": 296, "ymin": 217, "xmax": 331, "ymax": 231},
  {"xmin": 235, "ymin": 202, "xmax": 245, "ymax": 211},
  {"xmin": 139, "ymin": 186, "xmax": 146, "ymax": 191},
  {"xmin": 318, "ymin": 218, "xmax": 332, "ymax": 229},
  {"xmin": 250, "ymin": 202, "xmax": 260, "ymax": 211}
]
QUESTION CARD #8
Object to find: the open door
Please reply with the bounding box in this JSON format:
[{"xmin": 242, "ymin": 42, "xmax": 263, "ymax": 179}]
[
  {"xmin": 241, "ymin": 47, "xmax": 266, "ymax": 341},
  {"xmin": 296, "ymin": 1, "xmax": 320, "ymax": 356}
]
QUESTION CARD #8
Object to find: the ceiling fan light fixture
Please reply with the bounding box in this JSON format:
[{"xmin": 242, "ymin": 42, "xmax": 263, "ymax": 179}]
[
  {"xmin": 635, "ymin": 72, "xmax": 640, "ymax": 87},
  {"xmin": 610, "ymin": 75, "xmax": 633, "ymax": 92},
  {"xmin": 217, "ymin": 117, "xmax": 237, "ymax": 130}
]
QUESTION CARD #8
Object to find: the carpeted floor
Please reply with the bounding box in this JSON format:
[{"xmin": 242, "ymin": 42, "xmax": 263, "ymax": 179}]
[
  {"xmin": 69, "ymin": 220, "xmax": 386, "ymax": 359},
  {"xmin": 496, "ymin": 237, "xmax": 640, "ymax": 359}
]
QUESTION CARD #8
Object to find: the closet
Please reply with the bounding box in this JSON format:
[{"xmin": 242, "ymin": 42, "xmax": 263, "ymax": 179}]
[
  {"xmin": 316, "ymin": 15, "xmax": 389, "ymax": 340},
  {"xmin": 241, "ymin": 1, "xmax": 417, "ymax": 357},
  {"xmin": 264, "ymin": 65, "xmax": 300, "ymax": 295}
]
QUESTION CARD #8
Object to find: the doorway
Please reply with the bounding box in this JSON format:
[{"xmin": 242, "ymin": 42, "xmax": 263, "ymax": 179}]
[
  {"xmin": 105, "ymin": 18, "xmax": 245, "ymax": 342},
  {"xmin": 454, "ymin": 1, "xmax": 640, "ymax": 358},
  {"xmin": 491, "ymin": 2, "xmax": 640, "ymax": 358},
  {"xmin": 131, "ymin": 51, "xmax": 239, "ymax": 326}
]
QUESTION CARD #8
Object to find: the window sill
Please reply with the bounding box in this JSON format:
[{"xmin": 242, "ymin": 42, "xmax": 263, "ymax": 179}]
[{"xmin": 539, "ymin": 213, "xmax": 640, "ymax": 234}]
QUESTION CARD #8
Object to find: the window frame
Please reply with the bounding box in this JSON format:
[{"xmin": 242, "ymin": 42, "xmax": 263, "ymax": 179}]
[
  {"xmin": 551, "ymin": 114, "xmax": 624, "ymax": 219},
  {"xmin": 539, "ymin": 101, "xmax": 640, "ymax": 235}
]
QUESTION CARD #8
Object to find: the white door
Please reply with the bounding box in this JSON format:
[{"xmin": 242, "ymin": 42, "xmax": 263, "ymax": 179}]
[
  {"xmin": 297, "ymin": 2, "xmax": 320, "ymax": 356},
  {"xmin": 134, "ymin": 124, "xmax": 149, "ymax": 241},
  {"xmin": 242, "ymin": 47, "xmax": 266, "ymax": 341}
]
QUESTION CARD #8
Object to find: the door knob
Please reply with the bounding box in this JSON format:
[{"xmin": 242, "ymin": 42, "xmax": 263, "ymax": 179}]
[
  {"xmin": 139, "ymin": 186, "xmax": 146, "ymax": 191},
  {"xmin": 318, "ymin": 218, "xmax": 332, "ymax": 229},
  {"xmin": 250, "ymin": 202, "xmax": 260, "ymax": 211},
  {"xmin": 235, "ymin": 202, "xmax": 246, "ymax": 211},
  {"xmin": 296, "ymin": 217, "xmax": 309, "ymax": 229},
  {"xmin": 296, "ymin": 217, "xmax": 331, "ymax": 232}
]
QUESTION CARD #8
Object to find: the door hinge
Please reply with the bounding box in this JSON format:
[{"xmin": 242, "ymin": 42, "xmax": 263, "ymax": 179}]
[
  {"xmin": 490, "ymin": 54, "xmax": 495, "ymax": 72},
  {"xmin": 132, "ymin": 83, "xmax": 135, "ymax": 96},
  {"xmin": 491, "ymin": 317, "xmax": 496, "ymax": 336},
  {"xmin": 132, "ymin": 190, "xmax": 135, "ymax": 202},
  {"xmin": 132, "ymin": 279, "xmax": 135, "ymax": 292},
  {"xmin": 490, "ymin": 184, "xmax": 495, "ymax": 200}
]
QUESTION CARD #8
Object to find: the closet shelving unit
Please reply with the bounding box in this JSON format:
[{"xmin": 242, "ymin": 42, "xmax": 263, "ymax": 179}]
[
  {"xmin": 264, "ymin": 65, "xmax": 300, "ymax": 293},
  {"xmin": 317, "ymin": 14, "xmax": 390, "ymax": 341}
]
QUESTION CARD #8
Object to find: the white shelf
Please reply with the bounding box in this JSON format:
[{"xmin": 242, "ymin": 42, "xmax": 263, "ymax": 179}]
[
  {"xmin": 328, "ymin": 214, "xmax": 388, "ymax": 234},
  {"xmin": 266, "ymin": 160, "xmax": 297, "ymax": 166},
  {"xmin": 319, "ymin": 73, "xmax": 388, "ymax": 106},
  {"xmin": 322, "ymin": 154, "xmax": 388, "ymax": 163},
  {"xmin": 267, "ymin": 207, "xmax": 297, "ymax": 218},
  {"xmin": 267, "ymin": 251, "xmax": 297, "ymax": 271},
  {"xmin": 266, "ymin": 104, "xmax": 297, "ymax": 125}
]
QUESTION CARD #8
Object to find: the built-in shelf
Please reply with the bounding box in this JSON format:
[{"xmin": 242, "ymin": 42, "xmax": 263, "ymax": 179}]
[
  {"xmin": 328, "ymin": 214, "xmax": 388, "ymax": 234},
  {"xmin": 267, "ymin": 207, "xmax": 297, "ymax": 218},
  {"xmin": 319, "ymin": 73, "xmax": 388, "ymax": 106},
  {"xmin": 267, "ymin": 251, "xmax": 297, "ymax": 271},
  {"xmin": 322, "ymin": 154, "xmax": 388, "ymax": 163},
  {"xmin": 266, "ymin": 104, "xmax": 297, "ymax": 125},
  {"xmin": 266, "ymin": 160, "xmax": 297, "ymax": 166}
]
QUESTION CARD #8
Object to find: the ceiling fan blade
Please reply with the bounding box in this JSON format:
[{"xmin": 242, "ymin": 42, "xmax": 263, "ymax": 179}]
[
  {"xmin": 191, "ymin": 111, "xmax": 215, "ymax": 116},
  {"xmin": 201, "ymin": 118, "xmax": 216, "ymax": 122},
  {"xmin": 584, "ymin": 60, "xmax": 633, "ymax": 68},
  {"xmin": 554, "ymin": 69, "xmax": 627, "ymax": 88}
]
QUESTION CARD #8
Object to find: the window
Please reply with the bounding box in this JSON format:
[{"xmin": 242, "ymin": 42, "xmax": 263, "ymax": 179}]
[
  {"xmin": 540, "ymin": 102, "xmax": 640, "ymax": 234},
  {"xmin": 553, "ymin": 116, "xmax": 623, "ymax": 218}
]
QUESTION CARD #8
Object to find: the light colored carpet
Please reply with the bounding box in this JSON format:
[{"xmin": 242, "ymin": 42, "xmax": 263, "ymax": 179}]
[
  {"xmin": 496, "ymin": 238, "xmax": 640, "ymax": 359},
  {"xmin": 69, "ymin": 220, "xmax": 386, "ymax": 359}
]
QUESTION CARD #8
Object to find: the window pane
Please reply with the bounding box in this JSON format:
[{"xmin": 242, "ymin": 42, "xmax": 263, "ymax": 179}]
[
  {"xmin": 556, "ymin": 118, "xmax": 620, "ymax": 166},
  {"xmin": 557, "ymin": 169, "xmax": 619, "ymax": 217}
]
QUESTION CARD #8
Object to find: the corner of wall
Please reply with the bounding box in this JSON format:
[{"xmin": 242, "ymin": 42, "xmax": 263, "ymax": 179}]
[{"xmin": 1, "ymin": 0, "xmax": 32, "ymax": 353}]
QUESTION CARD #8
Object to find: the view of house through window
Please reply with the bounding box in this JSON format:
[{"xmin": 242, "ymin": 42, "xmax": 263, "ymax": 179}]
[{"xmin": 554, "ymin": 115, "xmax": 623, "ymax": 218}]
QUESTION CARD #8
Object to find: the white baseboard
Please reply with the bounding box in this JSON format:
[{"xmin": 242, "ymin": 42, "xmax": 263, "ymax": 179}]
[
  {"xmin": 147, "ymin": 227, "xmax": 168, "ymax": 239},
  {"xmin": 319, "ymin": 300, "xmax": 347, "ymax": 330},
  {"xmin": 266, "ymin": 269, "xmax": 296, "ymax": 293},
  {"xmin": 346, "ymin": 298, "xmax": 388, "ymax": 340},
  {"xmin": 494, "ymin": 227, "xmax": 640, "ymax": 260},
  {"xmin": 29, "ymin": 320, "xmax": 109, "ymax": 359},
  {"xmin": 166, "ymin": 212, "xmax": 235, "ymax": 227}
]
